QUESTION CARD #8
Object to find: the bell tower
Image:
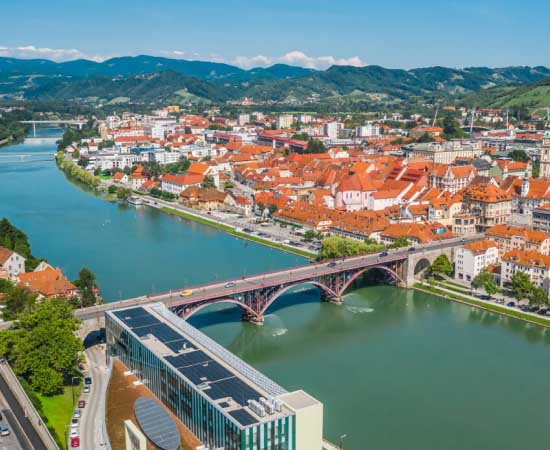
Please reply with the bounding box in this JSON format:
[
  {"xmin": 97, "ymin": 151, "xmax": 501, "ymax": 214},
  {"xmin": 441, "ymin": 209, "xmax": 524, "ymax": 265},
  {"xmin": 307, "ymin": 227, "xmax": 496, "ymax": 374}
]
[{"xmin": 540, "ymin": 130, "xmax": 550, "ymax": 179}]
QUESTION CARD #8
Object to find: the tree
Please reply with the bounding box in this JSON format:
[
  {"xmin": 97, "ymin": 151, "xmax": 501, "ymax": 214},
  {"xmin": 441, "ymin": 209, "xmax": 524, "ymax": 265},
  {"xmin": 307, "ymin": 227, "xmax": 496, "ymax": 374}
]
[
  {"xmin": 116, "ymin": 187, "xmax": 132, "ymax": 201},
  {"xmin": 529, "ymin": 286, "xmax": 547, "ymax": 306},
  {"xmin": 2, "ymin": 285, "xmax": 37, "ymax": 321},
  {"xmin": 508, "ymin": 149, "xmax": 529, "ymax": 163},
  {"xmin": 305, "ymin": 139, "xmax": 327, "ymax": 154},
  {"xmin": 472, "ymin": 270, "xmax": 493, "ymax": 290},
  {"xmin": 0, "ymin": 299, "xmax": 82, "ymax": 395},
  {"xmin": 387, "ymin": 236, "xmax": 410, "ymax": 249},
  {"xmin": 201, "ymin": 175, "xmax": 216, "ymax": 189},
  {"xmin": 304, "ymin": 230, "xmax": 316, "ymax": 241},
  {"xmin": 256, "ymin": 202, "xmax": 265, "ymax": 214},
  {"xmin": 267, "ymin": 204, "xmax": 278, "ymax": 216},
  {"xmin": 511, "ymin": 271, "xmax": 533, "ymax": 301},
  {"xmin": 108, "ymin": 185, "xmax": 117, "ymax": 195},
  {"xmin": 73, "ymin": 267, "xmax": 98, "ymax": 308},
  {"xmin": 484, "ymin": 280, "xmax": 500, "ymax": 299},
  {"xmin": 429, "ymin": 254, "xmax": 453, "ymax": 276}
]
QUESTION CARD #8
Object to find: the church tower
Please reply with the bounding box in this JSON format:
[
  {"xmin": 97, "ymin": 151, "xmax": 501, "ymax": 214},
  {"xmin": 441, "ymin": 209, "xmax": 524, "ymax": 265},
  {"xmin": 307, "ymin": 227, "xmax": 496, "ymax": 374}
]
[{"xmin": 540, "ymin": 130, "xmax": 550, "ymax": 179}]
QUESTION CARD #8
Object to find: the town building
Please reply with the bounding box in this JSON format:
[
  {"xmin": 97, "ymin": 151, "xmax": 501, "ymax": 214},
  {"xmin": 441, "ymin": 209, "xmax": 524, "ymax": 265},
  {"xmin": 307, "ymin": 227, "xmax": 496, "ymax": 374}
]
[
  {"xmin": 454, "ymin": 241, "xmax": 498, "ymax": 282},
  {"xmin": 379, "ymin": 222, "xmax": 454, "ymax": 245},
  {"xmin": 485, "ymin": 225, "xmax": 550, "ymax": 256},
  {"xmin": 429, "ymin": 165, "xmax": 477, "ymax": 194},
  {"xmin": 106, "ymin": 304, "xmax": 323, "ymax": 450},
  {"xmin": 500, "ymin": 249, "xmax": 550, "ymax": 295},
  {"xmin": 539, "ymin": 130, "xmax": 550, "ymax": 179},
  {"xmin": 532, "ymin": 203, "xmax": 550, "ymax": 233},
  {"xmin": 276, "ymin": 114, "xmax": 294, "ymax": 129},
  {"xmin": 161, "ymin": 174, "xmax": 205, "ymax": 195},
  {"xmin": 0, "ymin": 247, "xmax": 25, "ymax": 280},
  {"xmin": 451, "ymin": 213, "xmax": 478, "ymax": 236},
  {"xmin": 18, "ymin": 266, "xmax": 78, "ymax": 298},
  {"xmin": 406, "ymin": 141, "xmax": 483, "ymax": 164},
  {"xmin": 461, "ymin": 183, "xmax": 512, "ymax": 230}
]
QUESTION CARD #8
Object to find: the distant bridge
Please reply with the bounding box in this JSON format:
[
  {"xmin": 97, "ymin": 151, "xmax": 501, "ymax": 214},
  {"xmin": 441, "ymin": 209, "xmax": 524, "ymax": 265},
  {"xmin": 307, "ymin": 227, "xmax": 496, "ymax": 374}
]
[
  {"xmin": 74, "ymin": 235, "xmax": 483, "ymax": 325},
  {"xmin": 20, "ymin": 120, "xmax": 87, "ymax": 137},
  {"xmin": 0, "ymin": 152, "xmax": 56, "ymax": 163}
]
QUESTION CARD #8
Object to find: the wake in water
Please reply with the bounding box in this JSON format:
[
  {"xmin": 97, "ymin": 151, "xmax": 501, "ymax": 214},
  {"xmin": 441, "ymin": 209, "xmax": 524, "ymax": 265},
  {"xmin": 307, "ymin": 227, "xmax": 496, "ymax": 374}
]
[
  {"xmin": 345, "ymin": 305, "xmax": 375, "ymax": 314},
  {"xmin": 264, "ymin": 313, "xmax": 289, "ymax": 337}
]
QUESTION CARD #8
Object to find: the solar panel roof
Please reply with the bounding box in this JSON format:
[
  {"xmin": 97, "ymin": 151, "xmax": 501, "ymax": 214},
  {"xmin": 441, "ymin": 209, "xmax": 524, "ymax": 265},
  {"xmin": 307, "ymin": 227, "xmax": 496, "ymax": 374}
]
[
  {"xmin": 166, "ymin": 351, "xmax": 211, "ymax": 369},
  {"xmin": 113, "ymin": 307, "xmax": 150, "ymax": 322},
  {"xmin": 178, "ymin": 360, "xmax": 233, "ymax": 385},
  {"xmin": 204, "ymin": 377, "xmax": 262, "ymax": 405},
  {"xmin": 229, "ymin": 408, "xmax": 258, "ymax": 427},
  {"xmin": 134, "ymin": 397, "xmax": 180, "ymax": 450}
]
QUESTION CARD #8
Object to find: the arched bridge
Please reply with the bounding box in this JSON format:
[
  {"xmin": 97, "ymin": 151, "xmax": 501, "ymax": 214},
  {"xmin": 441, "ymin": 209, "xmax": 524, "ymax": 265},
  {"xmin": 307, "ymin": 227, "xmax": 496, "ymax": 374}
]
[{"xmin": 73, "ymin": 235, "xmax": 483, "ymax": 326}]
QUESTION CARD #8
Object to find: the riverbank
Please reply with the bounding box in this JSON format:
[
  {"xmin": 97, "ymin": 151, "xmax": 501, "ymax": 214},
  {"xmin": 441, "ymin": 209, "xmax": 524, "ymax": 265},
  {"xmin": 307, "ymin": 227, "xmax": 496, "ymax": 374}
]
[
  {"xmin": 160, "ymin": 205, "xmax": 316, "ymax": 259},
  {"xmin": 413, "ymin": 282, "xmax": 550, "ymax": 328},
  {"xmin": 56, "ymin": 152, "xmax": 101, "ymax": 189}
]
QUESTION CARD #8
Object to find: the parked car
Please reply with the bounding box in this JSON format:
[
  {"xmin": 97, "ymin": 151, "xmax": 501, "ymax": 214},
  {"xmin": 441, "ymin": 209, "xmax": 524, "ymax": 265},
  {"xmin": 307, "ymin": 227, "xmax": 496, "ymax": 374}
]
[
  {"xmin": 70, "ymin": 429, "xmax": 79, "ymax": 438},
  {"xmin": 408, "ymin": 247, "xmax": 416, "ymax": 252},
  {"xmin": 0, "ymin": 424, "xmax": 9, "ymax": 436},
  {"xmin": 70, "ymin": 418, "xmax": 79, "ymax": 429},
  {"xmin": 379, "ymin": 251, "xmax": 389, "ymax": 257},
  {"xmin": 78, "ymin": 400, "xmax": 86, "ymax": 409},
  {"xmin": 224, "ymin": 282, "xmax": 236, "ymax": 288},
  {"xmin": 71, "ymin": 437, "xmax": 80, "ymax": 448},
  {"xmin": 73, "ymin": 409, "xmax": 81, "ymax": 419},
  {"xmin": 84, "ymin": 377, "xmax": 92, "ymax": 385},
  {"xmin": 506, "ymin": 301, "xmax": 516, "ymax": 307},
  {"xmin": 327, "ymin": 262, "xmax": 337, "ymax": 268},
  {"xmin": 83, "ymin": 386, "xmax": 90, "ymax": 394}
]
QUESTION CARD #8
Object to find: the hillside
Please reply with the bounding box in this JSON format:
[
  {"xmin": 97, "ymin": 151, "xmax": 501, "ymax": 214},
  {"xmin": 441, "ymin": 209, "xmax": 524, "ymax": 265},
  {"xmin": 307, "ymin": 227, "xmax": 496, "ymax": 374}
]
[
  {"xmin": 1, "ymin": 55, "xmax": 549, "ymax": 109},
  {"xmin": 462, "ymin": 77, "xmax": 550, "ymax": 111}
]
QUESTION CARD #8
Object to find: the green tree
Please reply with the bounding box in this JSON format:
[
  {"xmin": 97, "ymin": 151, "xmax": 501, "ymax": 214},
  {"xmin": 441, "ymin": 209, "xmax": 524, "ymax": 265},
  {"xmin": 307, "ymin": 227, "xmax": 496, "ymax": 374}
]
[
  {"xmin": 201, "ymin": 175, "xmax": 216, "ymax": 189},
  {"xmin": 107, "ymin": 185, "xmax": 117, "ymax": 195},
  {"xmin": 472, "ymin": 270, "xmax": 493, "ymax": 290},
  {"xmin": 305, "ymin": 139, "xmax": 327, "ymax": 154},
  {"xmin": 529, "ymin": 287, "xmax": 547, "ymax": 306},
  {"xmin": 484, "ymin": 280, "xmax": 500, "ymax": 299},
  {"xmin": 256, "ymin": 202, "xmax": 265, "ymax": 213},
  {"xmin": 267, "ymin": 204, "xmax": 278, "ymax": 215},
  {"xmin": 73, "ymin": 267, "xmax": 98, "ymax": 308},
  {"xmin": 304, "ymin": 230, "xmax": 316, "ymax": 241},
  {"xmin": 387, "ymin": 236, "xmax": 410, "ymax": 249},
  {"xmin": 508, "ymin": 149, "xmax": 529, "ymax": 163},
  {"xmin": 0, "ymin": 299, "xmax": 82, "ymax": 395},
  {"xmin": 2, "ymin": 285, "xmax": 38, "ymax": 321},
  {"xmin": 429, "ymin": 254, "xmax": 453, "ymax": 276},
  {"xmin": 116, "ymin": 187, "xmax": 132, "ymax": 201},
  {"xmin": 511, "ymin": 271, "xmax": 533, "ymax": 301}
]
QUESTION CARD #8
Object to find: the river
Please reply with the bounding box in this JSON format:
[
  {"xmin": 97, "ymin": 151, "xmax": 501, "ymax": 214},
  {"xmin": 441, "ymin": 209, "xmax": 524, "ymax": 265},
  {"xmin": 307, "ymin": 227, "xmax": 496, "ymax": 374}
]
[{"xmin": 2, "ymin": 129, "xmax": 550, "ymax": 450}]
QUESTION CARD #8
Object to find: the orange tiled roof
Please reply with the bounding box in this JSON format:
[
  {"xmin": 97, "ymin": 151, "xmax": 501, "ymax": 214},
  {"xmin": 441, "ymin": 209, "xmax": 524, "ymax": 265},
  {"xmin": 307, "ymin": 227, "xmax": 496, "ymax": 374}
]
[
  {"xmin": 463, "ymin": 240, "xmax": 497, "ymax": 254},
  {"xmin": 502, "ymin": 249, "xmax": 550, "ymax": 269},
  {"xmin": 486, "ymin": 225, "xmax": 550, "ymax": 244},
  {"xmin": 18, "ymin": 267, "xmax": 76, "ymax": 297}
]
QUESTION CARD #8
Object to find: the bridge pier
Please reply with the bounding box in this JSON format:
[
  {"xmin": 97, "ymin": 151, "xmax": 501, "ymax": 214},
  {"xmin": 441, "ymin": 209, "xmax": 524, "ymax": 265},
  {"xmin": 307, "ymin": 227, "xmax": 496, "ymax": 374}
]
[
  {"xmin": 328, "ymin": 295, "xmax": 343, "ymax": 305},
  {"xmin": 241, "ymin": 311, "xmax": 264, "ymax": 325}
]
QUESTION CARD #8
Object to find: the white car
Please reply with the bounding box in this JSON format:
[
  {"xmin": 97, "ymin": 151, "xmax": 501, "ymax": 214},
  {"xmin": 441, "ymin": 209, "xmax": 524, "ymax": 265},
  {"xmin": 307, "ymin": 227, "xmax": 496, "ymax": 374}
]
[
  {"xmin": 70, "ymin": 418, "xmax": 79, "ymax": 429},
  {"xmin": 70, "ymin": 429, "xmax": 79, "ymax": 438},
  {"xmin": 73, "ymin": 409, "xmax": 81, "ymax": 419},
  {"xmin": 83, "ymin": 386, "xmax": 91, "ymax": 394}
]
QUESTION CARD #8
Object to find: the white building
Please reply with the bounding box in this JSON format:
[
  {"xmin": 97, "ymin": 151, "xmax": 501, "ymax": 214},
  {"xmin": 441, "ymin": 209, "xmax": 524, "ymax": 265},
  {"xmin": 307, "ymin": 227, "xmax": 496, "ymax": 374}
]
[
  {"xmin": 356, "ymin": 124, "xmax": 380, "ymax": 138},
  {"xmin": 323, "ymin": 122, "xmax": 339, "ymax": 140},
  {"xmin": 500, "ymin": 249, "xmax": 550, "ymax": 294},
  {"xmin": 276, "ymin": 114, "xmax": 294, "ymax": 129},
  {"xmin": 0, "ymin": 247, "xmax": 25, "ymax": 280},
  {"xmin": 151, "ymin": 126, "xmax": 166, "ymax": 140},
  {"xmin": 237, "ymin": 114, "xmax": 250, "ymax": 126},
  {"xmin": 455, "ymin": 241, "xmax": 498, "ymax": 282}
]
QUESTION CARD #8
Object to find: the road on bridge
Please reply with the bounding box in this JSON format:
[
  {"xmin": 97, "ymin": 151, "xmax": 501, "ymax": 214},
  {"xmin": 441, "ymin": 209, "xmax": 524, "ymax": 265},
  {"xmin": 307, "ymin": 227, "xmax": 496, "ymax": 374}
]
[{"xmin": 74, "ymin": 234, "xmax": 483, "ymax": 321}]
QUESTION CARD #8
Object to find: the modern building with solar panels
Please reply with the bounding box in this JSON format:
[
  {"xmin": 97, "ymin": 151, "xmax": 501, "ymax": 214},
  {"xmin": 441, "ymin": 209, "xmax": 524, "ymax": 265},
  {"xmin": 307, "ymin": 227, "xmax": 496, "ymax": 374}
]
[{"xmin": 106, "ymin": 303, "xmax": 323, "ymax": 450}]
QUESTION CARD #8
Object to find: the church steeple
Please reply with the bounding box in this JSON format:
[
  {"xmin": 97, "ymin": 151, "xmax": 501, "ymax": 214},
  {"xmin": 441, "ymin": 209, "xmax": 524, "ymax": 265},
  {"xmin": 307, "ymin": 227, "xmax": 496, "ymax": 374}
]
[{"xmin": 540, "ymin": 130, "xmax": 550, "ymax": 179}]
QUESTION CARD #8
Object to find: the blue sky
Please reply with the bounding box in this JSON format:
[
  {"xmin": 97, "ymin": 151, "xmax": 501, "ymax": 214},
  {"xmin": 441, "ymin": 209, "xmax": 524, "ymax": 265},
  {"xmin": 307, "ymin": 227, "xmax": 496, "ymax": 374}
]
[{"xmin": 1, "ymin": 0, "xmax": 548, "ymax": 69}]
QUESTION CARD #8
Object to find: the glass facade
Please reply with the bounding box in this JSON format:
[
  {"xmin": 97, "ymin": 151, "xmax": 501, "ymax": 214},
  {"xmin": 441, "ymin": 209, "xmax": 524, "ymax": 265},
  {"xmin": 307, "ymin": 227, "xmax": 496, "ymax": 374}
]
[{"xmin": 106, "ymin": 312, "xmax": 295, "ymax": 450}]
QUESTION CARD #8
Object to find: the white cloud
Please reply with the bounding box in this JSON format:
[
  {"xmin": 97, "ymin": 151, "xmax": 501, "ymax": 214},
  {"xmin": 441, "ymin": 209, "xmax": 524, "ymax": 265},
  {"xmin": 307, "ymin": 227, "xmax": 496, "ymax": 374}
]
[
  {"xmin": 0, "ymin": 45, "xmax": 106, "ymax": 62},
  {"xmin": 231, "ymin": 50, "xmax": 366, "ymax": 70}
]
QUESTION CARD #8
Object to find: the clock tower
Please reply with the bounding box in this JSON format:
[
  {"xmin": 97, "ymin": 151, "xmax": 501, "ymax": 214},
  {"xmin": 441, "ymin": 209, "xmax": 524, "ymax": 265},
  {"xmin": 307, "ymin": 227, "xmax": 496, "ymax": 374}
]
[{"xmin": 540, "ymin": 130, "xmax": 550, "ymax": 179}]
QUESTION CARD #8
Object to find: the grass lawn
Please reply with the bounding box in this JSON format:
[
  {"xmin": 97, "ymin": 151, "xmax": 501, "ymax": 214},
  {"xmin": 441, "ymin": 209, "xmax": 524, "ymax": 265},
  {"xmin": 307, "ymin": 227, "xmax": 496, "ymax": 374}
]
[{"xmin": 35, "ymin": 383, "xmax": 82, "ymax": 446}]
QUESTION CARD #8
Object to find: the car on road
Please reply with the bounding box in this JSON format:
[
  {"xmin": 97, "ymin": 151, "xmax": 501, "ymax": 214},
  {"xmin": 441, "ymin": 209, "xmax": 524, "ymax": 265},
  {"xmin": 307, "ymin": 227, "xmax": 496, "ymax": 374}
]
[
  {"xmin": 70, "ymin": 418, "xmax": 79, "ymax": 429},
  {"xmin": 71, "ymin": 437, "xmax": 80, "ymax": 448},
  {"xmin": 0, "ymin": 424, "xmax": 9, "ymax": 436},
  {"xmin": 73, "ymin": 409, "xmax": 81, "ymax": 419},
  {"xmin": 78, "ymin": 400, "xmax": 86, "ymax": 408},
  {"xmin": 379, "ymin": 251, "xmax": 389, "ymax": 257},
  {"xmin": 180, "ymin": 289, "xmax": 193, "ymax": 297},
  {"xmin": 224, "ymin": 282, "xmax": 236, "ymax": 288},
  {"xmin": 70, "ymin": 429, "xmax": 79, "ymax": 438},
  {"xmin": 506, "ymin": 301, "xmax": 516, "ymax": 307},
  {"xmin": 408, "ymin": 247, "xmax": 416, "ymax": 252},
  {"xmin": 327, "ymin": 262, "xmax": 337, "ymax": 268},
  {"xmin": 84, "ymin": 376, "xmax": 92, "ymax": 385},
  {"xmin": 83, "ymin": 385, "xmax": 91, "ymax": 394}
]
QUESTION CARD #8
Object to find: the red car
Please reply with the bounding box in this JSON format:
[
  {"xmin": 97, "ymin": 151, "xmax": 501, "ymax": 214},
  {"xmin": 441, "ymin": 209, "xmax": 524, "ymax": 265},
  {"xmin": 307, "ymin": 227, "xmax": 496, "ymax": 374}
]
[
  {"xmin": 78, "ymin": 400, "xmax": 85, "ymax": 408},
  {"xmin": 71, "ymin": 437, "xmax": 80, "ymax": 448}
]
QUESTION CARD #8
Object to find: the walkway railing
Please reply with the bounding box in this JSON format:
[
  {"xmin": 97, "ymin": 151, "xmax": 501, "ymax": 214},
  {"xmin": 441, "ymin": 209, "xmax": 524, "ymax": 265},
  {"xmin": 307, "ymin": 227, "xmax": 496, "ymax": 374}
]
[{"xmin": 0, "ymin": 360, "xmax": 60, "ymax": 450}]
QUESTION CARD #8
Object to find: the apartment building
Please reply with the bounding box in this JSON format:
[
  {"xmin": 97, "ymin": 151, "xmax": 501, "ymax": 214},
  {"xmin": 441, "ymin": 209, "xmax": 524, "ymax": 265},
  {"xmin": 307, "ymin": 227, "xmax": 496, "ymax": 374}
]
[
  {"xmin": 485, "ymin": 225, "xmax": 550, "ymax": 256},
  {"xmin": 454, "ymin": 241, "xmax": 498, "ymax": 282}
]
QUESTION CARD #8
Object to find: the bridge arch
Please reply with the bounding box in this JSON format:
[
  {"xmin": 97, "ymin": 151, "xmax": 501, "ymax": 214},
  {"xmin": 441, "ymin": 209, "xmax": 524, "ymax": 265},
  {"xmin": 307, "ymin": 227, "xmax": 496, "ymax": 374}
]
[
  {"xmin": 259, "ymin": 281, "xmax": 338, "ymax": 316},
  {"xmin": 339, "ymin": 265, "xmax": 403, "ymax": 295},
  {"xmin": 414, "ymin": 258, "xmax": 431, "ymax": 275},
  {"xmin": 181, "ymin": 298, "xmax": 259, "ymax": 321}
]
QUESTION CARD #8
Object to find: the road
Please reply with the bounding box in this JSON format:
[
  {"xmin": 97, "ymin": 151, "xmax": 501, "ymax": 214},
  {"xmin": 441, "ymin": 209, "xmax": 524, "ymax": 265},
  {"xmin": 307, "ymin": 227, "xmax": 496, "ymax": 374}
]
[
  {"xmin": 0, "ymin": 373, "xmax": 46, "ymax": 450},
  {"xmin": 80, "ymin": 330, "xmax": 108, "ymax": 450},
  {"xmin": 75, "ymin": 234, "xmax": 484, "ymax": 320}
]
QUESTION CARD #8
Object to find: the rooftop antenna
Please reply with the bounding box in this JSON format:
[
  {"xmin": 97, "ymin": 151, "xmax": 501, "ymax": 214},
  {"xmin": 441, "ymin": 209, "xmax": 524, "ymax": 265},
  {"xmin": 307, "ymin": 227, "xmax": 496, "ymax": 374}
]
[{"xmin": 432, "ymin": 103, "xmax": 439, "ymax": 127}]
